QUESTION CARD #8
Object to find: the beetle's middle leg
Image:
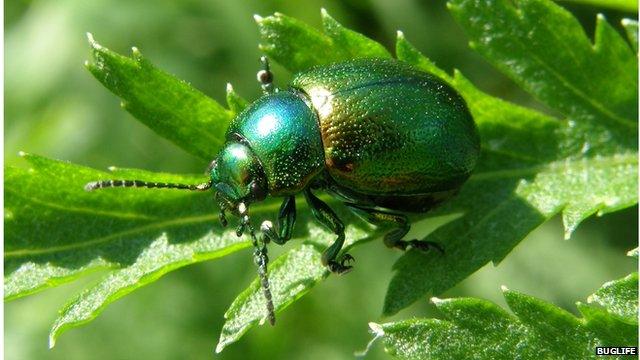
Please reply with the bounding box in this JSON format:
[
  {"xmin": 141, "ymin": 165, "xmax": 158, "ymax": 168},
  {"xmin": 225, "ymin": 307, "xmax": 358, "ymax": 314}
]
[
  {"xmin": 303, "ymin": 188, "xmax": 353, "ymax": 274},
  {"xmin": 344, "ymin": 204, "xmax": 443, "ymax": 254},
  {"xmin": 261, "ymin": 195, "xmax": 296, "ymax": 245}
]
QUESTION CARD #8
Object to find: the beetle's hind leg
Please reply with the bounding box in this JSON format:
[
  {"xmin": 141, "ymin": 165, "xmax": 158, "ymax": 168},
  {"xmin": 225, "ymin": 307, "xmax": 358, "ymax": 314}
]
[
  {"xmin": 344, "ymin": 204, "xmax": 444, "ymax": 254},
  {"xmin": 303, "ymin": 189, "xmax": 353, "ymax": 274}
]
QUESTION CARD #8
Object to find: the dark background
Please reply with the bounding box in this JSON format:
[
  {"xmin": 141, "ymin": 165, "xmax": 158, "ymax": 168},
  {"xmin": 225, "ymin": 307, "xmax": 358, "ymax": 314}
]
[{"xmin": 5, "ymin": 0, "xmax": 638, "ymax": 359}]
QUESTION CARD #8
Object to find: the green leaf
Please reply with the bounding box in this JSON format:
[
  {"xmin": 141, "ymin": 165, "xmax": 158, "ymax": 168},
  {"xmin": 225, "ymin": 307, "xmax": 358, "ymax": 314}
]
[
  {"xmin": 556, "ymin": 0, "xmax": 638, "ymax": 12},
  {"xmin": 225, "ymin": 82, "xmax": 249, "ymax": 115},
  {"xmin": 318, "ymin": 8, "xmax": 391, "ymax": 59},
  {"xmin": 622, "ymin": 19, "xmax": 638, "ymax": 53},
  {"xmin": 48, "ymin": 223, "xmax": 249, "ymax": 348},
  {"xmin": 4, "ymin": 153, "xmax": 260, "ymax": 344},
  {"xmin": 216, "ymin": 243, "xmax": 328, "ymax": 353},
  {"xmin": 370, "ymin": 276, "xmax": 638, "ymax": 359},
  {"xmin": 216, "ymin": 224, "xmax": 374, "ymax": 352},
  {"xmin": 383, "ymin": 0, "xmax": 638, "ymax": 315},
  {"xmin": 588, "ymin": 272, "xmax": 639, "ymax": 324},
  {"xmin": 449, "ymin": 0, "xmax": 637, "ymax": 144},
  {"xmin": 5, "ymin": 152, "xmax": 374, "ymax": 347},
  {"xmin": 8, "ymin": 5, "xmax": 638, "ymax": 352},
  {"xmin": 85, "ymin": 33, "xmax": 234, "ymax": 161},
  {"xmin": 254, "ymin": 11, "xmax": 391, "ymax": 73}
]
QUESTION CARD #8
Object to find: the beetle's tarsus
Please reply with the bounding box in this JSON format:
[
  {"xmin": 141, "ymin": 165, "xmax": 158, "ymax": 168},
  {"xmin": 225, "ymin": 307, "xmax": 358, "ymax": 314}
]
[
  {"xmin": 329, "ymin": 253, "xmax": 355, "ymax": 274},
  {"xmin": 327, "ymin": 256, "xmax": 354, "ymax": 274}
]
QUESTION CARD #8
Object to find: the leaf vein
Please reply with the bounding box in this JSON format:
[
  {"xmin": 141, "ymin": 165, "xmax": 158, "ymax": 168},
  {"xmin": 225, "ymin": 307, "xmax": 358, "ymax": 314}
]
[{"xmin": 5, "ymin": 214, "xmax": 218, "ymax": 258}]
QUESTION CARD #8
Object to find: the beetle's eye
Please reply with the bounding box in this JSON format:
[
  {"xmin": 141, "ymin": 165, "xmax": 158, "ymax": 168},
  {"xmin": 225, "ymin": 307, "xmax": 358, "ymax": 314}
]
[{"xmin": 206, "ymin": 159, "xmax": 217, "ymax": 175}]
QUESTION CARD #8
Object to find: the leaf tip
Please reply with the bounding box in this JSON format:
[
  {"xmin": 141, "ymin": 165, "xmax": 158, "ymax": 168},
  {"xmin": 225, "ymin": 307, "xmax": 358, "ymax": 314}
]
[
  {"xmin": 17, "ymin": 150, "xmax": 27, "ymax": 157},
  {"xmin": 396, "ymin": 30, "xmax": 405, "ymax": 40},
  {"xmin": 86, "ymin": 32, "xmax": 101, "ymax": 50},
  {"xmin": 253, "ymin": 14, "xmax": 263, "ymax": 23},
  {"xmin": 320, "ymin": 7, "xmax": 329, "ymax": 17},
  {"xmin": 445, "ymin": 1, "xmax": 457, "ymax": 11},
  {"xmin": 627, "ymin": 247, "xmax": 638, "ymax": 258},
  {"xmin": 48, "ymin": 332, "xmax": 57, "ymax": 349},
  {"xmin": 226, "ymin": 82, "xmax": 234, "ymax": 93},
  {"xmin": 500, "ymin": 285, "xmax": 510, "ymax": 292},
  {"xmin": 621, "ymin": 18, "xmax": 635, "ymax": 26},
  {"xmin": 563, "ymin": 227, "xmax": 575, "ymax": 240},
  {"xmin": 131, "ymin": 46, "xmax": 142, "ymax": 60}
]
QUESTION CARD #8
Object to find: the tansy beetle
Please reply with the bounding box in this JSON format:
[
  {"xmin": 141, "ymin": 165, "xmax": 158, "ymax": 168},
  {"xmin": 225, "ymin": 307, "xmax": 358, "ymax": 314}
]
[{"xmin": 85, "ymin": 56, "xmax": 481, "ymax": 325}]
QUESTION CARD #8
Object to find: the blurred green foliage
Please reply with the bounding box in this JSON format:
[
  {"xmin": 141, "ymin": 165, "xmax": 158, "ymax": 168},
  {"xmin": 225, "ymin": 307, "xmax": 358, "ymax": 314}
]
[{"xmin": 5, "ymin": 0, "xmax": 638, "ymax": 359}]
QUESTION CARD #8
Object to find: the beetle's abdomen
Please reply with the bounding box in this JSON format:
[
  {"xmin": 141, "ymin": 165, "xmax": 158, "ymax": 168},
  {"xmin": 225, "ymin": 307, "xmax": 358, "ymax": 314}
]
[
  {"xmin": 292, "ymin": 59, "xmax": 480, "ymax": 196},
  {"xmin": 226, "ymin": 91, "xmax": 325, "ymax": 196}
]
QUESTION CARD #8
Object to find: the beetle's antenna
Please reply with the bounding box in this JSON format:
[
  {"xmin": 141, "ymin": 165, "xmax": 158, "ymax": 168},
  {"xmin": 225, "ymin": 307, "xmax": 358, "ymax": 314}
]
[
  {"xmin": 252, "ymin": 229, "xmax": 276, "ymax": 325},
  {"xmin": 238, "ymin": 202, "xmax": 276, "ymax": 325},
  {"xmin": 84, "ymin": 179, "xmax": 212, "ymax": 192},
  {"xmin": 257, "ymin": 56, "xmax": 275, "ymax": 94}
]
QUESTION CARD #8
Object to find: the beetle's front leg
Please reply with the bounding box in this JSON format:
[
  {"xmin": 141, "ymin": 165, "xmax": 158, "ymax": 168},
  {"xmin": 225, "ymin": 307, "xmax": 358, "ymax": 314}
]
[
  {"xmin": 303, "ymin": 189, "xmax": 353, "ymax": 274},
  {"xmin": 261, "ymin": 195, "xmax": 296, "ymax": 245}
]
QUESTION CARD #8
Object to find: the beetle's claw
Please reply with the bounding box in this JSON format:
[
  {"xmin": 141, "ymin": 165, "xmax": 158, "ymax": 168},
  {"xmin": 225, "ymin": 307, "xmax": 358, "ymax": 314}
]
[
  {"xmin": 327, "ymin": 253, "xmax": 355, "ymax": 274},
  {"xmin": 341, "ymin": 253, "xmax": 355, "ymax": 264}
]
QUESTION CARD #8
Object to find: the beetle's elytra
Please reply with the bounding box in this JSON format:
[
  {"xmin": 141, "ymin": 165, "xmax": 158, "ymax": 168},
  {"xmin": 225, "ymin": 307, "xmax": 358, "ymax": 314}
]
[{"xmin": 86, "ymin": 57, "xmax": 481, "ymax": 324}]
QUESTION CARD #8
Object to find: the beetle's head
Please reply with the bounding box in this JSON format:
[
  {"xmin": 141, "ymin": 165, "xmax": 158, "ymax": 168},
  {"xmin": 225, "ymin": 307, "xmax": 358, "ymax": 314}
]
[{"xmin": 209, "ymin": 142, "xmax": 268, "ymax": 214}]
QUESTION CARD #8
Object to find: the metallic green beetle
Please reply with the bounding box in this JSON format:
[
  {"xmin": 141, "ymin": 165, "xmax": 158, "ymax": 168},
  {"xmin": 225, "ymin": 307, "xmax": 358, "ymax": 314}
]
[{"xmin": 86, "ymin": 57, "xmax": 481, "ymax": 324}]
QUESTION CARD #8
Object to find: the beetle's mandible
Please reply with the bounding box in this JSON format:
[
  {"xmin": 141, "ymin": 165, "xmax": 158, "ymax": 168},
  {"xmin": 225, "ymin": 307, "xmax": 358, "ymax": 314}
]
[{"xmin": 85, "ymin": 57, "xmax": 481, "ymax": 325}]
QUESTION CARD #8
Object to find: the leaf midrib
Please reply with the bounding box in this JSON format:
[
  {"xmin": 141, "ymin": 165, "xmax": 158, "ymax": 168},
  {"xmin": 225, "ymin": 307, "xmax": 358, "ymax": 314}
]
[
  {"xmin": 4, "ymin": 213, "xmax": 223, "ymax": 258},
  {"xmin": 4, "ymin": 197, "xmax": 289, "ymax": 258}
]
